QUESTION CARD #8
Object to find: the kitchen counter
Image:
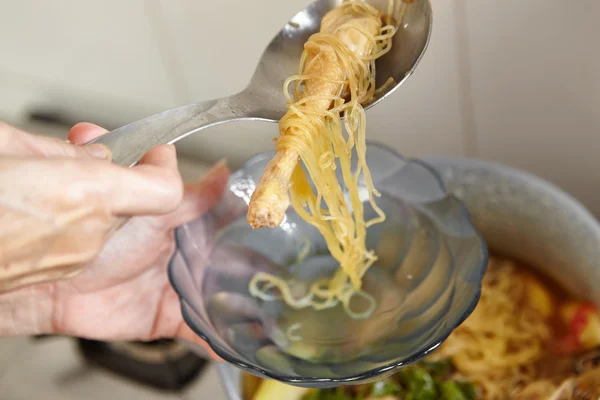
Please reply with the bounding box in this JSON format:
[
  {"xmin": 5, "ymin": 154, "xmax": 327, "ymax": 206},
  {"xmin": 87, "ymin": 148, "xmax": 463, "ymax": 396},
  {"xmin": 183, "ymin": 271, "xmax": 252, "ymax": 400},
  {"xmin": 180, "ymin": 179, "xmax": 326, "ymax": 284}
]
[{"xmin": 0, "ymin": 336, "xmax": 229, "ymax": 400}]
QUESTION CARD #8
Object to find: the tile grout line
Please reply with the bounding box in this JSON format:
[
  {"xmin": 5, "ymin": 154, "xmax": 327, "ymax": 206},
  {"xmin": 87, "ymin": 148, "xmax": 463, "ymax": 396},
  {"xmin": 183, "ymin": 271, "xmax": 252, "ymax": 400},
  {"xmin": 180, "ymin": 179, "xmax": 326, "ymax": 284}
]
[{"xmin": 453, "ymin": 0, "xmax": 479, "ymax": 158}]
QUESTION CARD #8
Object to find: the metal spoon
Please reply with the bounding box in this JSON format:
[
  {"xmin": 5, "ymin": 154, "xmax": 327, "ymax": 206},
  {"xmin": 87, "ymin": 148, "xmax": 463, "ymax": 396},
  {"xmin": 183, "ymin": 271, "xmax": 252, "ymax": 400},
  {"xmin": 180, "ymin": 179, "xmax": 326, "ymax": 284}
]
[{"xmin": 91, "ymin": 0, "xmax": 432, "ymax": 166}]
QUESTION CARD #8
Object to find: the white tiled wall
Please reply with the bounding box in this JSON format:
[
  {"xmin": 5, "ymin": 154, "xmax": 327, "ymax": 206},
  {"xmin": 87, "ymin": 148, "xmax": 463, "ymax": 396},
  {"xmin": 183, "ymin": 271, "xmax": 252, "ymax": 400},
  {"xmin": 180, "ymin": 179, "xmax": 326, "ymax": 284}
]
[
  {"xmin": 0, "ymin": 0, "xmax": 180, "ymax": 124},
  {"xmin": 0, "ymin": 0, "xmax": 598, "ymax": 211},
  {"xmin": 460, "ymin": 0, "xmax": 600, "ymax": 215},
  {"xmin": 156, "ymin": 0, "xmax": 313, "ymax": 103}
]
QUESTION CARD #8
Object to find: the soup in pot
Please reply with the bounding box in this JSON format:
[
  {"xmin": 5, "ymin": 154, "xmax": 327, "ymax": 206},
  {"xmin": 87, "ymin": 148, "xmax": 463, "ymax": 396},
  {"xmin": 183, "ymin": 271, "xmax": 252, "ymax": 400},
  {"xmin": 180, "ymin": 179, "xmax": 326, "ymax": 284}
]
[{"xmin": 242, "ymin": 256, "xmax": 600, "ymax": 400}]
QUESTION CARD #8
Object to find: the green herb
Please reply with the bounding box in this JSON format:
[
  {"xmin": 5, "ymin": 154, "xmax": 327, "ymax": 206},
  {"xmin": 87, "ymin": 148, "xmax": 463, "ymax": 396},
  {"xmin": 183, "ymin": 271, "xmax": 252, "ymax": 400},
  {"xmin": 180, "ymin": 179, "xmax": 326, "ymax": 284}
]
[
  {"xmin": 371, "ymin": 380, "xmax": 402, "ymax": 397},
  {"xmin": 302, "ymin": 358, "xmax": 477, "ymax": 400},
  {"xmin": 438, "ymin": 380, "xmax": 478, "ymax": 400},
  {"xmin": 398, "ymin": 368, "xmax": 438, "ymax": 400},
  {"xmin": 438, "ymin": 381, "xmax": 468, "ymax": 400},
  {"xmin": 457, "ymin": 382, "xmax": 477, "ymax": 400},
  {"xmin": 418, "ymin": 359, "xmax": 453, "ymax": 379},
  {"xmin": 301, "ymin": 387, "xmax": 352, "ymax": 400}
]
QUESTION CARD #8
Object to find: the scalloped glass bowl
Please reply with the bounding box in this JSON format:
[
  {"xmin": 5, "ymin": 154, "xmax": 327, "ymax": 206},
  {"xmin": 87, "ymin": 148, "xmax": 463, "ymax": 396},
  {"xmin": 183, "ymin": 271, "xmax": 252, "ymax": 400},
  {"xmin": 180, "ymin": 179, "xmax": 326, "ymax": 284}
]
[{"xmin": 168, "ymin": 143, "xmax": 487, "ymax": 388}]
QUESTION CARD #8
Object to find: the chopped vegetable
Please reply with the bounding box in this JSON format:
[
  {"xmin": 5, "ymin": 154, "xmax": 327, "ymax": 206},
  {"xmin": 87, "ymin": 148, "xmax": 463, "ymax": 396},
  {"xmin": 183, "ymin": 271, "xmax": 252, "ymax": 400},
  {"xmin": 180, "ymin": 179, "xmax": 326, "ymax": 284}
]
[
  {"xmin": 370, "ymin": 380, "xmax": 401, "ymax": 397},
  {"xmin": 252, "ymin": 359, "xmax": 476, "ymax": 400},
  {"xmin": 397, "ymin": 367, "xmax": 438, "ymax": 400},
  {"xmin": 439, "ymin": 381, "xmax": 468, "ymax": 400},
  {"xmin": 578, "ymin": 309, "xmax": 600, "ymax": 349},
  {"xmin": 524, "ymin": 274, "xmax": 554, "ymax": 318},
  {"xmin": 559, "ymin": 301, "xmax": 600, "ymax": 352},
  {"xmin": 253, "ymin": 379, "xmax": 309, "ymax": 400},
  {"xmin": 302, "ymin": 387, "xmax": 352, "ymax": 400},
  {"xmin": 438, "ymin": 381, "xmax": 476, "ymax": 400},
  {"xmin": 419, "ymin": 360, "xmax": 453, "ymax": 380},
  {"xmin": 456, "ymin": 382, "xmax": 477, "ymax": 400}
]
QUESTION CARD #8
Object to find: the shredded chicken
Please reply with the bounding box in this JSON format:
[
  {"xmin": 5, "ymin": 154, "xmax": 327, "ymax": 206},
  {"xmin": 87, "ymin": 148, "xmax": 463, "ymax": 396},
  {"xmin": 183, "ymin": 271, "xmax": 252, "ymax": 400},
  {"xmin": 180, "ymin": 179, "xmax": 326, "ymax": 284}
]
[{"xmin": 545, "ymin": 368, "xmax": 600, "ymax": 400}]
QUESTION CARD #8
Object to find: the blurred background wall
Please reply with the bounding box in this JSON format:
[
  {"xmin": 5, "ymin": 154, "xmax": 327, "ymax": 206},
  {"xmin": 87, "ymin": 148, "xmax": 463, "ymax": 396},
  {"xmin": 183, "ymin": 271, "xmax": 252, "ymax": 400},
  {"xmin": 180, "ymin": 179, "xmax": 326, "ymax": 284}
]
[{"xmin": 0, "ymin": 0, "xmax": 598, "ymax": 214}]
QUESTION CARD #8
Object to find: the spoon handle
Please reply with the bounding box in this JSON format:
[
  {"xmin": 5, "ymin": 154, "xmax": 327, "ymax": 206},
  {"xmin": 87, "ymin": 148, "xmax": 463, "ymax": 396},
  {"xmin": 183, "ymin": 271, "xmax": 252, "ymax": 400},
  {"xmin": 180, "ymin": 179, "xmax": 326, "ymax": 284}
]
[{"xmin": 88, "ymin": 92, "xmax": 255, "ymax": 166}]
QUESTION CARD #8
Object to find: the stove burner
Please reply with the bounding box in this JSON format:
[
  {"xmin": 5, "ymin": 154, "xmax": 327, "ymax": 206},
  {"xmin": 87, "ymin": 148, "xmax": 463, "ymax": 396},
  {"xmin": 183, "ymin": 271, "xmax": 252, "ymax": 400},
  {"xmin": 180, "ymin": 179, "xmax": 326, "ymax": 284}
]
[{"xmin": 77, "ymin": 339, "xmax": 209, "ymax": 391}]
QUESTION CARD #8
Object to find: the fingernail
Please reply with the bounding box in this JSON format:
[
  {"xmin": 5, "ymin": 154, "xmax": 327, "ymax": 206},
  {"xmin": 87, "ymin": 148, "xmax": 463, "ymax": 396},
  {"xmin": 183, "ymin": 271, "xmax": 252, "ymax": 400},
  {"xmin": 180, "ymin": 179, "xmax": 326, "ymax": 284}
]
[
  {"xmin": 207, "ymin": 159, "xmax": 228, "ymax": 175},
  {"xmin": 201, "ymin": 159, "xmax": 228, "ymax": 181},
  {"xmin": 86, "ymin": 144, "xmax": 110, "ymax": 160}
]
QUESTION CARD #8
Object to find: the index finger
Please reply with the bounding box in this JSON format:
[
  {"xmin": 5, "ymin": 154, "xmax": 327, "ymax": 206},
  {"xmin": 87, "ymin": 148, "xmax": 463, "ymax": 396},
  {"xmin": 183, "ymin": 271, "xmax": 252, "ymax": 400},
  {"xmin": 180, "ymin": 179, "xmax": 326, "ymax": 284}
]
[
  {"xmin": 68, "ymin": 122, "xmax": 108, "ymax": 145},
  {"xmin": 101, "ymin": 145, "xmax": 185, "ymax": 215},
  {"xmin": 44, "ymin": 145, "xmax": 184, "ymax": 216},
  {"xmin": 0, "ymin": 121, "xmax": 110, "ymax": 160}
]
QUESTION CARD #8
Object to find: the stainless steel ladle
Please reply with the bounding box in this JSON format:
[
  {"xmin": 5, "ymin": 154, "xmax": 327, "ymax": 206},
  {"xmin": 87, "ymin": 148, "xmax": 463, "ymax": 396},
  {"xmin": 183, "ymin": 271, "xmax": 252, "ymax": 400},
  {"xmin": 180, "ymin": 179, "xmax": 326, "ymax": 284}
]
[{"xmin": 90, "ymin": 0, "xmax": 432, "ymax": 166}]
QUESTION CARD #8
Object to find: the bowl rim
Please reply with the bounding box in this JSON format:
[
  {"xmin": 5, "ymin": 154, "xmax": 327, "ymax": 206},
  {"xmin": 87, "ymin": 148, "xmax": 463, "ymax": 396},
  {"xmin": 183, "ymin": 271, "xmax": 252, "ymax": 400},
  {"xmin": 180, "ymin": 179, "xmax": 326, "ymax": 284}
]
[{"xmin": 168, "ymin": 141, "xmax": 489, "ymax": 385}]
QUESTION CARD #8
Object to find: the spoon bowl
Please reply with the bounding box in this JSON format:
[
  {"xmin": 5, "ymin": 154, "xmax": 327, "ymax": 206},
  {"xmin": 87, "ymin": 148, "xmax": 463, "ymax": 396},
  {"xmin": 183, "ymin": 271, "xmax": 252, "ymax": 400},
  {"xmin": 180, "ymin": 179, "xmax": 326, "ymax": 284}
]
[
  {"xmin": 90, "ymin": 0, "xmax": 432, "ymax": 166},
  {"xmin": 248, "ymin": 0, "xmax": 433, "ymax": 117}
]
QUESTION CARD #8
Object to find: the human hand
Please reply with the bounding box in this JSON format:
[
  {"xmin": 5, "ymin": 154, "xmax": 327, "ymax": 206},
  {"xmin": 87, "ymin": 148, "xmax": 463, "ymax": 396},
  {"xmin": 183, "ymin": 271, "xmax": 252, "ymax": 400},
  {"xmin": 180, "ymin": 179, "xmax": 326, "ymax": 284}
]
[
  {"xmin": 0, "ymin": 121, "xmax": 184, "ymax": 292},
  {"xmin": 0, "ymin": 122, "xmax": 228, "ymax": 358}
]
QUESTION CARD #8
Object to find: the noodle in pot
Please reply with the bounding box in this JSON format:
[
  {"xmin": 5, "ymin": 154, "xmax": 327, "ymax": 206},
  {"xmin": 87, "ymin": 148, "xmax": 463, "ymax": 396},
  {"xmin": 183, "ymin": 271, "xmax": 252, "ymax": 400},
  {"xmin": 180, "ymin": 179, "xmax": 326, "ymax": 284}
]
[
  {"xmin": 429, "ymin": 258, "xmax": 553, "ymax": 399},
  {"xmin": 245, "ymin": 256, "xmax": 600, "ymax": 400}
]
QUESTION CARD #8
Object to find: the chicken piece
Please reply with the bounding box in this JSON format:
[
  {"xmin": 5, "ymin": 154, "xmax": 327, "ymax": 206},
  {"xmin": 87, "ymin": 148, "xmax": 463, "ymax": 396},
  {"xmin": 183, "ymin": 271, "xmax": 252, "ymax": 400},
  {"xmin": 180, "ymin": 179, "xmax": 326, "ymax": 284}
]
[
  {"xmin": 548, "ymin": 367, "xmax": 600, "ymax": 400},
  {"xmin": 247, "ymin": 3, "xmax": 383, "ymax": 229},
  {"xmin": 514, "ymin": 380, "xmax": 558, "ymax": 399},
  {"xmin": 572, "ymin": 367, "xmax": 600, "ymax": 398}
]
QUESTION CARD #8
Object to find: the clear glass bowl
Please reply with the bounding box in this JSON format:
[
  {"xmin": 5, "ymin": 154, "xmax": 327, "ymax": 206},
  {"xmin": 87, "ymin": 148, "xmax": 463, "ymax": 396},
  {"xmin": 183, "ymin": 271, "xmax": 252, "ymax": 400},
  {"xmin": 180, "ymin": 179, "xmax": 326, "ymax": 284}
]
[{"xmin": 168, "ymin": 143, "xmax": 488, "ymax": 388}]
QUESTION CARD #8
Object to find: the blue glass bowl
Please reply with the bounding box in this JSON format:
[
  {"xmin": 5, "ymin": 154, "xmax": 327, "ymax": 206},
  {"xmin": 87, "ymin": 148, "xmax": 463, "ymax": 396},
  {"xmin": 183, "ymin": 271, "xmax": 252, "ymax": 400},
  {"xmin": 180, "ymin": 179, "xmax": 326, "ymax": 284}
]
[{"xmin": 168, "ymin": 142, "xmax": 488, "ymax": 388}]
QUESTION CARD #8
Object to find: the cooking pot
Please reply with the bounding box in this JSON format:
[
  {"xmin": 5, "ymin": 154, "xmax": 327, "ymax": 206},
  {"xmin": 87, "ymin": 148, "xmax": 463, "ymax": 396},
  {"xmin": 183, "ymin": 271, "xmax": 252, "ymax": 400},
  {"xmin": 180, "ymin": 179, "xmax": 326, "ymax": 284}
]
[{"xmin": 215, "ymin": 156, "xmax": 600, "ymax": 400}]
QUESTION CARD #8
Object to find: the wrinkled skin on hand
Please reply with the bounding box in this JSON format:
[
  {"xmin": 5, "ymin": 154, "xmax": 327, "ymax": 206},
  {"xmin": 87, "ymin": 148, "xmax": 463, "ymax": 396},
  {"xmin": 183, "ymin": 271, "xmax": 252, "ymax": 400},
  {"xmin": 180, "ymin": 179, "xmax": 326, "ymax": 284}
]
[
  {"xmin": 0, "ymin": 123, "xmax": 185, "ymax": 292},
  {"xmin": 0, "ymin": 122, "xmax": 228, "ymax": 358}
]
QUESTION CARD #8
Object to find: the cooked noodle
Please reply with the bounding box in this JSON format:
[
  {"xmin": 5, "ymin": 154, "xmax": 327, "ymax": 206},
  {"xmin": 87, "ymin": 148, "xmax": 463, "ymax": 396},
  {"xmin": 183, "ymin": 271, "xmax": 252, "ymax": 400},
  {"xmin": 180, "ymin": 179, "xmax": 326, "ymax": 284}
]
[
  {"xmin": 246, "ymin": 256, "xmax": 600, "ymax": 399},
  {"xmin": 429, "ymin": 258, "xmax": 555, "ymax": 399},
  {"xmin": 248, "ymin": 0, "xmax": 397, "ymax": 319}
]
